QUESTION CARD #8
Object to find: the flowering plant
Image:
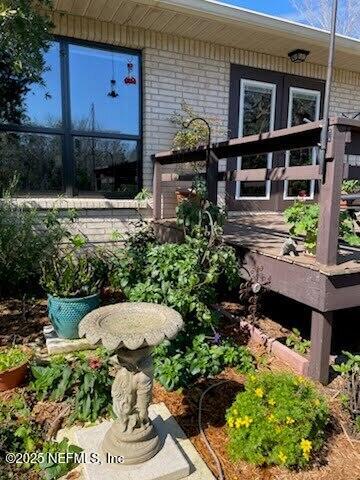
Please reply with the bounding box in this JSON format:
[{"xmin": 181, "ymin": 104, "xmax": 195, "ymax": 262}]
[{"xmin": 226, "ymin": 372, "xmax": 329, "ymax": 468}]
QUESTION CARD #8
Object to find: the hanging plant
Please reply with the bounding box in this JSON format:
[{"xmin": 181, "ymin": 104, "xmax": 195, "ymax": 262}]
[{"xmin": 124, "ymin": 61, "xmax": 136, "ymax": 85}]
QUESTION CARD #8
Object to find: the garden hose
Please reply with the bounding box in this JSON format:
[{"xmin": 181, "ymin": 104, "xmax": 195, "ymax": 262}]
[{"xmin": 198, "ymin": 380, "xmax": 229, "ymax": 480}]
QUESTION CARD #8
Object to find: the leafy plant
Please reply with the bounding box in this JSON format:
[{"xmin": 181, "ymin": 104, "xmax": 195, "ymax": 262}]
[
  {"xmin": 40, "ymin": 237, "xmax": 105, "ymax": 298},
  {"xmin": 153, "ymin": 334, "xmax": 255, "ymax": 390},
  {"xmin": 284, "ymin": 200, "xmax": 360, "ymax": 254},
  {"xmin": 285, "ymin": 328, "xmax": 311, "ymax": 355},
  {"xmin": 30, "ymin": 349, "xmax": 113, "ymax": 424},
  {"xmin": 0, "ymin": 178, "xmax": 75, "ymax": 295},
  {"xmin": 342, "ymin": 180, "xmax": 360, "ymax": 194},
  {"xmin": 0, "ymin": 346, "xmax": 30, "ymax": 372},
  {"xmin": 0, "ymin": 394, "xmax": 80, "ymax": 480},
  {"xmin": 333, "ymin": 351, "xmax": 360, "ymax": 433},
  {"xmin": 226, "ymin": 372, "xmax": 329, "ymax": 468},
  {"xmin": 134, "ymin": 187, "xmax": 151, "ymax": 200}
]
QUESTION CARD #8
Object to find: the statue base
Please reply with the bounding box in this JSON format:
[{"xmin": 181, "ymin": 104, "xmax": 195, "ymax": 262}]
[
  {"xmin": 102, "ymin": 420, "xmax": 160, "ymax": 464},
  {"xmin": 75, "ymin": 404, "xmax": 191, "ymax": 480}
]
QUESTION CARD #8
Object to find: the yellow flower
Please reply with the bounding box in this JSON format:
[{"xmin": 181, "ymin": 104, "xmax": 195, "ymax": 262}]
[
  {"xmin": 275, "ymin": 426, "xmax": 282, "ymax": 433},
  {"xmin": 300, "ymin": 438, "xmax": 312, "ymax": 460},
  {"xmin": 268, "ymin": 398, "xmax": 276, "ymax": 406},
  {"xmin": 255, "ymin": 387, "xmax": 264, "ymax": 398},
  {"xmin": 248, "ymin": 374, "xmax": 256, "ymax": 382},
  {"xmin": 278, "ymin": 451, "xmax": 287, "ymax": 464},
  {"xmin": 314, "ymin": 398, "xmax": 320, "ymax": 407},
  {"xmin": 286, "ymin": 416, "xmax": 295, "ymax": 425},
  {"xmin": 242, "ymin": 415, "xmax": 253, "ymax": 428},
  {"xmin": 232, "ymin": 408, "xmax": 238, "ymax": 416},
  {"xmin": 235, "ymin": 418, "xmax": 243, "ymax": 429},
  {"xmin": 227, "ymin": 417, "xmax": 234, "ymax": 428},
  {"xmin": 267, "ymin": 413, "xmax": 276, "ymax": 422}
]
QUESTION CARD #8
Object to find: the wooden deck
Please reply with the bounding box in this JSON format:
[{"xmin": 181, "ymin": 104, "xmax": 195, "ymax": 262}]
[{"xmin": 223, "ymin": 212, "xmax": 360, "ymax": 277}]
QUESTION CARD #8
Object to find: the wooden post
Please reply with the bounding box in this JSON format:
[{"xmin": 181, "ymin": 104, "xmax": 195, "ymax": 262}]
[
  {"xmin": 153, "ymin": 159, "xmax": 162, "ymax": 220},
  {"xmin": 206, "ymin": 150, "xmax": 218, "ymax": 204},
  {"xmin": 309, "ymin": 310, "xmax": 333, "ymax": 384},
  {"xmin": 316, "ymin": 125, "xmax": 346, "ymax": 266}
]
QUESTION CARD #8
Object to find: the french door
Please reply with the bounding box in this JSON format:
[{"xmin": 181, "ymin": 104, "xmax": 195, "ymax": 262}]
[{"xmin": 227, "ymin": 65, "xmax": 325, "ymax": 212}]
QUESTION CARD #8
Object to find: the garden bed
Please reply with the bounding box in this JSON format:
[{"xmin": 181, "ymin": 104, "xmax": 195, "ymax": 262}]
[{"xmin": 153, "ymin": 346, "xmax": 360, "ymax": 480}]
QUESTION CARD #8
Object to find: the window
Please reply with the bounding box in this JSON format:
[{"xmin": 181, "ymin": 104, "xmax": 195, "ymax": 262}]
[
  {"xmin": 0, "ymin": 39, "xmax": 142, "ymax": 197},
  {"xmin": 284, "ymin": 88, "xmax": 320, "ymax": 199},
  {"xmin": 236, "ymin": 79, "xmax": 276, "ymax": 199}
]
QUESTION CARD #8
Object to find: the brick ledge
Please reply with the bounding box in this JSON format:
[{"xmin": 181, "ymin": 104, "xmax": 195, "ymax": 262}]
[{"xmin": 6, "ymin": 197, "xmax": 150, "ymax": 210}]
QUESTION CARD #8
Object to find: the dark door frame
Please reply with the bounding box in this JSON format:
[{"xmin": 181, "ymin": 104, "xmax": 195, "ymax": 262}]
[{"xmin": 227, "ymin": 64, "xmax": 325, "ymax": 212}]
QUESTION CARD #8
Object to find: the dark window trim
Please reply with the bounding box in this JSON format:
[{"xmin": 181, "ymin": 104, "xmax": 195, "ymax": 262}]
[
  {"xmin": 0, "ymin": 36, "xmax": 143, "ymax": 198},
  {"xmin": 227, "ymin": 64, "xmax": 325, "ymax": 212}
]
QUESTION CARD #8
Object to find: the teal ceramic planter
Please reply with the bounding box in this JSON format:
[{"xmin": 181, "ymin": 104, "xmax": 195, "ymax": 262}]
[{"xmin": 47, "ymin": 293, "xmax": 100, "ymax": 339}]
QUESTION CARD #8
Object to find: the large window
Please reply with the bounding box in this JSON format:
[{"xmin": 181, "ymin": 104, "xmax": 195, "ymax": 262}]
[{"xmin": 0, "ymin": 39, "xmax": 142, "ymax": 197}]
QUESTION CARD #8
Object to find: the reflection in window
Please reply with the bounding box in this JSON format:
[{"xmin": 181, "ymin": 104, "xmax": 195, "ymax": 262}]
[
  {"xmin": 0, "ymin": 132, "xmax": 63, "ymax": 193},
  {"xmin": 23, "ymin": 42, "xmax": 62, "ymax": 127},
  {"xmin": 69, "ymin": 45, "xmax": 140, "ymax": 135},
  {"xmin": 237, "ymin": 80, "xmax": 275, "ymax": 199},
  {"xmin": 74, "ymin": 137, "xmax": 138, "ymax": 197},
  {"xmin": 285, "ymin": 88, "xmax": 320, "ymax": 199}
]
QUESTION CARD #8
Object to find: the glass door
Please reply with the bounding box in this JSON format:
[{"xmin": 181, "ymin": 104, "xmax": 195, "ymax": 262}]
[
  {"xmin": 236, "ymin": 79, "xmax": 276, "ymax": 200},
  {"xmin": 283, "ymin": 88, "xmax": 321, "ymax": 200}
]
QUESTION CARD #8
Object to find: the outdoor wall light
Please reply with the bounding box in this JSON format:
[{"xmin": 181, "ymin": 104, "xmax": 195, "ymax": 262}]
[{"xmin": 288, "ymin": 49, "xmax": 310, "ymax": 63}]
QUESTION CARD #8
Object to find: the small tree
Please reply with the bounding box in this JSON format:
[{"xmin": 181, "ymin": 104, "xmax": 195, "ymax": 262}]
[
  {"xmin": 291, "ymin": 0, "xmax": 360, "ymax": 38},
  {"xmin": 0, "ymin": 1, "xmax": 53, "ymax": 123}
]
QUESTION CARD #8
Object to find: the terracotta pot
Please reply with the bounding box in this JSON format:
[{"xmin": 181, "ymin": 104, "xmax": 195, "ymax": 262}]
[{"xmin": 0, "ymin": 360, "xmax": 29, "ymax": 391}]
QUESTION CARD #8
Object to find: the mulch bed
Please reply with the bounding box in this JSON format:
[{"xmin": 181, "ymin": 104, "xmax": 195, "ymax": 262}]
[{"xmin": 153, "ymin": 344, "xmax": 360, "ymax": 480}]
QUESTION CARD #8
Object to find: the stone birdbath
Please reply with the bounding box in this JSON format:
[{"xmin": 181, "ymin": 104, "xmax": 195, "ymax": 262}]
[{"xmin": 78, "ymin": 302, "xmax": 183, "ymax": 465}]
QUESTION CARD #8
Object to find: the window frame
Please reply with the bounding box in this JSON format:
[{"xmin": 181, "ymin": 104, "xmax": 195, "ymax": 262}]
[
  {"xmin": 283, "ymin": 87, "xmax": 321, "ymax": 201},
  {"xmin": 0, "ymin": 36, "xmax": 143, "ymax": 198},
  {"xmin": 235, "ymin": 78, "xmax": 277, "ymax": 201}
]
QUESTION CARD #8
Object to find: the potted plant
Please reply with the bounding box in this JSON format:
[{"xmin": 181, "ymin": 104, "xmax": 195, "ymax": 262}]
[
  {"xmin": 40, "ymin": 241, "xmax": 104, "ymax": 339},
  {"xmin": 0, "ymin": 346, "xmax": 32, "ymax": 391}
]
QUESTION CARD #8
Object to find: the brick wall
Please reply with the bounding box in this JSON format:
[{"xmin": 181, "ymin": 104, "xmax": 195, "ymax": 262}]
[{"xmin": 44, "ymin": 14, "xmax": 360, "ymax": 232}]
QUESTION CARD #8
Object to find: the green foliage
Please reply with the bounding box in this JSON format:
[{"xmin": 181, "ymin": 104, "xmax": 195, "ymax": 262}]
[
  {"xmin": 134, "ymin": 187, "xmax": 151, "ymax": 200},
  {"xmin": 342, "ymin": 180, "xmax": 360, "ymax": 194},
  {"xmin": 226, "ymin": 372, "xmax": 329, "ymax": 468},
  {"xmin": 153, "ymin": 334, "xmax": 255, "ymax": 390},
  {"xmin": 176, "ymin": 177, "xmax": 226, "ymax": 238},
  {"xmin": 0, "ymin": 346, "xmax": 29, "ymax": 372},
  {"xmin": 40, "ymin": 237, "xmax": 105, "ymax": 298},
  {"xmin": 333, "ymin": 351, "xmax": 360, "ymax": 433},
  {"xmin": 0, "ymin": 180, "xmax": 74, "ymax": 296},
  {"xmin": 0, "ymin": 394, "xmax": 80, "ymax": 480},
  {"xmin": 30, "ymin": 349, "xmax": 113, "ymax": 424},
  {"xmin": 284, "ymin": 200, "xmax": 360, "ymax": 254},
  {"xmin": 0, "ymin": 1, "xmax": 53, "ymax": 123},
  {"xmin": 285, "ymin": 328, "xmax": 311, "ymax": 355},
  {"xmin": 169, "ymin": 100, "xmax": 228, "ymax": 151},
  {"xmin": 40, "ymin": 437, "xmax": 82, "ymax": 480}
]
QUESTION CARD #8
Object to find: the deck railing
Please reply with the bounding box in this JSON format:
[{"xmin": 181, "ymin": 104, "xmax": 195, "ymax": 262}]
[{"xmin": 152, "ymin": 117, "xmax": 360, "ymax": 267}]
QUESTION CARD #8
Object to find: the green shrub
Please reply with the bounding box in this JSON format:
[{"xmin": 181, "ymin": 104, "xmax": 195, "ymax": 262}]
[
  {"xmin": 284, "ymin": 201, "xmax": 360, "ymax": 254},
  {"xmin": 153, "ymin": 334, "xmax": 255, "ymax": 390},
  {"xmin": 342, "ymin": 180, "xmax": 360, "ymax": 194},
  {"xmin": 0, "ymin": 181, "xmax": 75, "ymax": 296},
  {"xmin": 226, "ymin": 372, "xmax": 329, "ymax": 468},
  {"xmin": 0, "ymin": 347, "xmax": 29, "ymax": 372}
]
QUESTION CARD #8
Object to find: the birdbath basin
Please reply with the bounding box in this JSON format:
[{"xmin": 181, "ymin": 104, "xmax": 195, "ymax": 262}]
[{"xmin": 79, "ymin": 302, "xmax": 183, "ymax": 465}]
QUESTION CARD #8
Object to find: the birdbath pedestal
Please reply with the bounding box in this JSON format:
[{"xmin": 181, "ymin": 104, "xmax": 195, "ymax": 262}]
[{"xmin": 78, "ymin": 302, "xmax": 183, "ymax": 465}]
